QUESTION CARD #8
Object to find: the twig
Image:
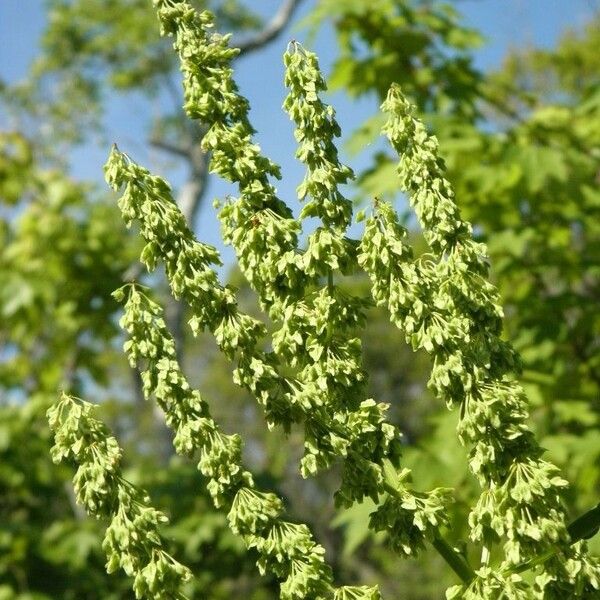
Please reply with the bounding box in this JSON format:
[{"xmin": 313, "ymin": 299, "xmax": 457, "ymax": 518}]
[
  {"xmin": 149, "ymin": 136, "xmax": 191, "ymax": 158},
  {"xmin": 235, "ymin": 0, "xmax": 305, "ymax": 56},
  {"xmin": 432, "ymin": 535, "xmax": 475, "ymax": 584}
]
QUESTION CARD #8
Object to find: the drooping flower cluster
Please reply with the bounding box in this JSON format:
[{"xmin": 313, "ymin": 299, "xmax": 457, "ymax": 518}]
[
  {"xmin": 281, "ymin": 42, "xmax": 452, "ymax": 537},
  {"xmin": 105, "ymin": 144, "xmax": 452, "ymax": 557},
  {"xmin": 283, "ymin": 42, "xmax": 354, "ymax": 231},
  {"xmin": 145, "ymin": 0, "xmax": 454, "ymax": 557},
  {"xmin": 47, "ymin": 393, "xmax": 192, "ymax": 599},
  {"xmin": 358, "ymin": 84, "xmax": 600, "ymax": 596},
  {"xmin": 114, "ymin": 283, "xmax": 349, "ymax": 599},
  {"xmin": 280, "ymin": 41, "xmax": 383, "ymax": 501}
]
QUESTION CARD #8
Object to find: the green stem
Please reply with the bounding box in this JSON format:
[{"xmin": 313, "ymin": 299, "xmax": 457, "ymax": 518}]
[
  {"xmin": 432, "ymin": 535, "xmax": 476, "ymax": 585},
  {"xmin": 506, "ymin": 502, "xmax": 600, "ymax": 576},
  {"xmin": 380, "ymin": 459, "xmax": 476, "ymax": 585},
  {"xmin": 506, "ymin": 549, "xmax": 557, "ymax": 576}
]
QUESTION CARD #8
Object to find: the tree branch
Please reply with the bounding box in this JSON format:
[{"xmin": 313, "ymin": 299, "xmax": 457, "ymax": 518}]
[
  {"xmin": 167, "ymin": 137, "xmax": 210, "ymax": 367},
  {"xmin": 124, "ymin": 124, "xmax": 206, "ymax": 284},
  {"xmin": 124, "ymin": 125, "xmax": 210, "ymax": 462},
  {"xmin": 149, "ymin": 136, "xmax": 190, "ymax": 158},
  {"xmin": 235, "ymin": 0, "xmax": 305, "ymax": 56}
]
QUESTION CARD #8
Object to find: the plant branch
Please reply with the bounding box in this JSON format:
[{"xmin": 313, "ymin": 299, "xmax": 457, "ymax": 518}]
[
  {"xmin": 162, "ymin": 71, "xmax": 184, "ymax": 116},
  {"xmin": 167, "ymin": 134, "xmax": 210, "ymax": 366},
  {"xmin": 432, "ymin": 535, "xmax": 475, "ymax": 585},
  {"xmin": 506, "ymin": 502, "xmax": 600, "ymax": 576},
  {"xmin": 149, "ymin": 136, "xmax": 190, "ymax": 158},
  {"xmin": 235, "ymin": 0, "xmax": 305, "ymax": 56},
  {"xmin": 381, "ymin": 459, "xmax": 476, "ymax": 585}
]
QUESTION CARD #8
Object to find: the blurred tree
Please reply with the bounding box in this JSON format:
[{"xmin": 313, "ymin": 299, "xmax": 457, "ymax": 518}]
[
  {"xmin": 1, "ymin": 0, "xmax": 304, "ymax": 364},
  {"xmin": 0, "ymin": 3, "xmax": 316, "ymax": 598}
]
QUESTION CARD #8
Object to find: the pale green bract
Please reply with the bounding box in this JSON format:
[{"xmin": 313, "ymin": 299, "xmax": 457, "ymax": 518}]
[{"xmin": 50, "ymin": 0, "xmax": 600, "ymax": 598}]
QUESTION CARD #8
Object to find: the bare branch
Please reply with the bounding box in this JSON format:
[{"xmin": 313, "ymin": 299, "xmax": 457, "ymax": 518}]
[
  {"xmin": 63, "ymin": 481, "xmax": 87, "ymax": 520},
  {"xmin": 162, "ymin": 71, "xmax": 183, "ymax": 115},
  {"xmin": 126, "ymin": 125, "xmax": 209, "ymax": 286},
  {"xmin": 168, "ymin": 137, "xmax": 210, "ymax": 366},
  {"xmin": 177, "ymin": 143, "xmax": 209, "ymax": 225},
  {"xmin": 235, "ymin": 0, "xmax": 305, "ymax": 56},
  {"xmin": 149, "ymin": 136, "xmax": 191, "ymax": 158}
]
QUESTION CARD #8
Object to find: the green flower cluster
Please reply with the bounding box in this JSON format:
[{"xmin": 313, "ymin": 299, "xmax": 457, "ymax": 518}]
[
  {"xmin": 114, "ymin": 283, "xmax": 346, "ymax": 599},
  {"xmin": 147, "ymin": 0, "xmax": 454, "ymax": 557},
  {"xmin": 47, "ymin": 393, "xmax": 192, "ymax": 599},
  {"xmin": 281, "ymin": 42, "xmax": 452, "ymax": 538},
  {"xmin": 104, "ymin": 147, "xmax": 289, "ymax": 428},
  {"xmin": 50, "ymin": 1, "xmax": 597, "ymax": 597},
  {"xmin": 105, "ymin": 142, "xmax": 451, "ymax": 558},
  {"xmin": 358, "ymin": 84, "xmax": 600, "ymax": 596},
  {"xmin": 283, "ymin": 42, "xmax": 353, "ymax": 231},
  {"xmin": 154, "ymin": 0, "xmax": 300, "ymax": 313}
]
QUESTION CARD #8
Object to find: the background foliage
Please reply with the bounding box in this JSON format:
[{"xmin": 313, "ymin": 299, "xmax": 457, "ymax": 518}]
[{"xmin": 1, "ymin": 1, "xmax": 599, "ymax": 598}]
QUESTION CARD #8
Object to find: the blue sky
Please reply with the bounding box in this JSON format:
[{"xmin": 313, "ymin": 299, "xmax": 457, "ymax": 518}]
[{"xmin": 0, "ymin": 0, "xmax": 597, "ymax": 264}]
